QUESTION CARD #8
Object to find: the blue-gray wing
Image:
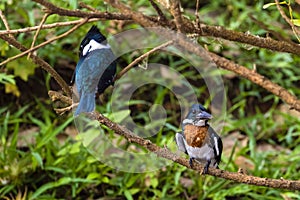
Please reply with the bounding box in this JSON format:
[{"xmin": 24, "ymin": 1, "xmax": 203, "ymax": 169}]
[
  {"xmin": 175, "ymin": 132, "xmax": 188, "ymax": 154},
  {"xmin": 208, "ymin": 126, "xmax": 222, "ymax": 164},
  {"xmin": 76, "ymin": 49, "xmax": 114, "ymax": 96}
]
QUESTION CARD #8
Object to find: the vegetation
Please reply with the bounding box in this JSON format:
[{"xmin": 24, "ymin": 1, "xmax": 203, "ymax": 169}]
[{"xmin": 1, "ymin": 0, "xmax": 300, "ymax": 199}]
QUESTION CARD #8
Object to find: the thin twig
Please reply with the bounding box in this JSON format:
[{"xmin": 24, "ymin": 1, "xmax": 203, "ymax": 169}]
[
  {"xmin": 169, "ymin": 0, "xmax": 184, "ymax": 32},
  {"xmin": 149, "ymin": 0, "xmax": 168, "ymax": 23},
  {"xmin": 0, "ymin": 10, "xmax": 13, "ymax": 38},
  {"xmin": 195, "ymin": 0, "xmax": 200, "ymax": 27},
  {"xmin": 115, "ymin": 40, "xmax": 174, "ymax": 81},
  {"xmin": 48, "ymin": 90, "xmax": 72, "ymax": 104},
  {"xmin": 0, "ymin": 18, "xmax": 99, "ymax": 35},
  {"xmin": 275, "ymin": 0, "xmax": 300, "ymax": 41},
  {"xmin": 28, "ymin": 13, "xmax": 51, "ymax": 59},
  {"xmin": 0, "ymin": 18, "xmax": 88, "ymax": 67},
  {"xmin": 161, "ymin": 31, "xmax": 300, "ymax": 112},
  {"xmin": 79, "ymin": 2, "xmax": 100, "ymax": 12},
  {"xmin": 208, "ymin": 51, "xmax": 300, "ymax": 112},
  {"xmin": 248, "ymin": 13, "xmax": 291, "ymax": 43},
  {"xmin": 55, "ymin": 104, "xmax": 77, "ymax": 115},
  {"xmin": 0, "ymin": 34, "xmax": 72, "ymax": 96}
]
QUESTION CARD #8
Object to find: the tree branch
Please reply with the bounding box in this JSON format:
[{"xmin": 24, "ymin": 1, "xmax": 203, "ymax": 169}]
[
  {"xmin": 168, "ymin": 0, "xmax": 184, "ymax": 32},
  {"xmin": 168, "ymin": 32, "xmax": 300, "ymax": 112},
  {"xmin": 0, "ymin": 19, "xmax": 100, "ymax": 35},
  {"xmin": 0, "ymin": 34, "xmax": 72, "ymax": 96},
  {"xmin": 27, "ymin": 13, "xmax": 51, "ymax": 59},
  {"xmin": 2, "ymin": 0, "xmax": 300, "ymax": 191},
  {"xmin": 114, "ymin": 40, "xmax": 174, "ymax": 80},
  {"xmin": 33, "ymin": 0, "xmax": 135, "ymax": 20},
  {"xmin": 89, "ymin": 111, "xmax": 300, "ymax": 191},
  {"xmin": 30, "ymin": 0, "xmax": 300, "ymax": 56},
  {"xmin": 208, "ymin": 51, "xmax": 300, "ymax": 111},
  {"xmin": 148, "ymin": 0, "xmax": 168, "ymax": 23},
  {"xmin": 275, "ymin": 0, "xmax": 300, "ymax": 41},
  {"xmin": 0, "ymin": 18, "xmax": 88, "ymax": 67},
  {"xmin": 48, "ymin": 90, "xmax": 300, "ymax": 190},
  {"xmin": 0, "ymin": 10, "xmax": 14, "ymax": 38}
]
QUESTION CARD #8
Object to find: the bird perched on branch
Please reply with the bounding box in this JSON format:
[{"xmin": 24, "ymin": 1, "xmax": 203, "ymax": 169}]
[
  {"xmin": 175, "ymin": 104, "xmax": 223, "ymax": 174},
  {"xmin": 71, "ymin": 26, "xmax": 116, "ymax": 116}
]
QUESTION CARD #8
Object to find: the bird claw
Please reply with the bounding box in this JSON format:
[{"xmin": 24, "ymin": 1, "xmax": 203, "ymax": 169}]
[
  {"xmin": 189, "ymin": 158, "xmax": 194, "ymax": 168},
  {"xmin": 203, "ymin": 165, "xmax": 209, "ymax": 174},
  {"xmin": 202, "ymin": 160, "xmax": 211, "ymax": 174}
]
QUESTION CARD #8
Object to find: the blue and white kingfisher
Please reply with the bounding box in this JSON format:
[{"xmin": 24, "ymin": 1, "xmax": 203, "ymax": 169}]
[
  {"xmin": 175, "ymin": 104, "xmax": 223, "ymax": 174},
  {"xmin": 71, "ymin": 26, "xmax": 116, "ymax": 116}
]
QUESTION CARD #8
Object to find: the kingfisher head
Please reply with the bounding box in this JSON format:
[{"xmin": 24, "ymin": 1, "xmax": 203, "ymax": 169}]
[
  {"xmin": 182, "ymin": 104, "xmax": 212, "ymax": 128},
  {"xmin": 78, "ymin": 25, "xmax": 108, "ymax": 58}
]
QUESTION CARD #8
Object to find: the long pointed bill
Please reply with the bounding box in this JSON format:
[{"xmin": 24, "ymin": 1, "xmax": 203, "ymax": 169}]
[{"xmin": 197, "ymin": 111, "xmax": 212, "ymax": 120}]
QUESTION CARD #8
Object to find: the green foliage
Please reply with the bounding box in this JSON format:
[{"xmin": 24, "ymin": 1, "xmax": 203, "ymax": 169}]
[{"xmin": 1, "ymin": 0, "xmax": 300, "ymax": 199}]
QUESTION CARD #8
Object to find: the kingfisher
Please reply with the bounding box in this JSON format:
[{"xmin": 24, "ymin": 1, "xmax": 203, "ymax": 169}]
[
  {"xmin": 71, "ymin": 25, "xmax": 116, "ymax": 116},
  {"xmin": 175, "ymin": 104, "xmax": 223, "ymax": 174}
]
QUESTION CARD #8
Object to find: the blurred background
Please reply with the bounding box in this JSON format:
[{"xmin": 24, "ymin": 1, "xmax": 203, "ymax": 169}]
[{"xmin": 1, "ymin": 0, "xmax": 300, "ymax": 199}]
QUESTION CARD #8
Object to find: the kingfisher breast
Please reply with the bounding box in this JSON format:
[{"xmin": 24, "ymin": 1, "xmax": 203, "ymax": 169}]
[{"xmin": 184, "ymin": 124, "xmax": 209, "ymax": 148}]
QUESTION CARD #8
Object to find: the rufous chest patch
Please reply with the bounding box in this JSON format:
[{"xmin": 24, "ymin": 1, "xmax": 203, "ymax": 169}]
[{"xmin": 184, "ymin": 124, "xmax": 208, "ymax": 148}]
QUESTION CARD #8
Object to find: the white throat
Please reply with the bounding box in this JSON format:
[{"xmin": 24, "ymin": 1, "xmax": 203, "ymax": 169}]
[
  {"xmin": 182, "ymin": 118, "xmax": 206, "ymax": 127},
  {"xmin": 82, "ymin": 39, "xmax": 110, "ymax": 56}
]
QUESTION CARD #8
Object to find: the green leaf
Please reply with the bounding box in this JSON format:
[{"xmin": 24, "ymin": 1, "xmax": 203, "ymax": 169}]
[
  {"xmin": 5, "ymin": 83, "xmax": 20, "ymax": 97},
  {"xmin": 0, "ymin": 73, "xmax": 15, "ymax": 84},
  {"xmin": 86, "ymin": 173, "xmax": 100, "ymax": 180},
  {"xmin": 68, "ymin": 0, "xmax": 77, "ymax": 9},
  {"xmin": 124, "ymin": 189, "xmax": 133, "ymax": 200},
  {"xmin": 102, "ymin": 176, "xmax": 110, "ymax": 183},
  {"xmin": 263, "ymin": 1, "xmax": 287, "ymax": 9},
  {"xmin": 150, "ymin": 177, "xmax": 158, "ymax": 188},
  {"xmin": 109, "ymin": 109, "xmax": 130, "ymax": 123},
  {"xmin": 36, "ymin": 116, "xmax": 73, "ymax": 148},
  {"xmin": 7, "ymin": 57, "xmax": 37, "ymax": 81},
  {"xmin": 291, "ymin": 19, "xmax": 300, "ymax": 26},
  {"xmin": 31, "ymin": 152, "xmax": 44, "ymax": 169}
]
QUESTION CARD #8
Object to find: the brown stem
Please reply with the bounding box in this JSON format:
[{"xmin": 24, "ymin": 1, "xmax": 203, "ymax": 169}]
[
  {"xmin": 0, "ymin": 35, "xmax": 72, "ymax": 96},
  {"xmin": 91, "ymin": 111, "xmax": 300, "ymax": 191},
  {"xmin": 0, "ymin": 18, "xmax": 99, "ymax": 35},
  {"xmin": 275, "ymin": 0, "xmax": 300, "ymax": 41},
  {"xmin": 115, "ymin": 40, "xmax": 174, "ymax": 81},
  {"xmin": 148, "ymin": 0, "xmax": 168, "ymax": 23},
  {"xmin": 0, "ymin": 18, "xmax": 88, "ymax": 67},
  {"xmin": 0, "ymin": 10, "xmax": 14, "ymax": 38},
  {"xmin": 28, "ymin": 13, "xmax": 51, "ymax": 59},
  {"xmin": 169, "ymin": 0, "xmax": 184, "ymax": 32}
]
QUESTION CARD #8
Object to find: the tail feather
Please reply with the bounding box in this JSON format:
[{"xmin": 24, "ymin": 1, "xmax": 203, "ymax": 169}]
[{"xmin": 75, "ymin": 93, "xmax": 95, "ymax": 116}]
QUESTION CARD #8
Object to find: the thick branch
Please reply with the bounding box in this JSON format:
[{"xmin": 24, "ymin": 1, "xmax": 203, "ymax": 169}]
[
  {"xmin": 91, "ymin": 111, "xmax": 300, "ymax": 191},
  {"xmin": 155, "ymin": 0, "xmax": 300, "ymax": 55},
  {"xmin": 32, "ymin": 0, "xmax": 300, "ymax": 56},
  {"xmin": 105, "ymin": 0, "xmax": 157, "ymax": 27},
  {"xmin": 33, "ymin": 0, "xmax": 132, "ymax": 20},
  {"xmin": 209, "ymin": 52, "xmax": 300, "ymax": 111},
  {"xmin": 170, "ymin": 32, "xmax": 300, "ymax": 112},
  {"xmin": 196, "ymin": 23, "xmax": 300, "ymax": 55}
]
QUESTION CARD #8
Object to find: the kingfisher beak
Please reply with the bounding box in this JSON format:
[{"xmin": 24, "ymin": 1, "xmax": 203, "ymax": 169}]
[{"xmin": 197, "ymin": 111, "xmax": 212, "ymax": 120}]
